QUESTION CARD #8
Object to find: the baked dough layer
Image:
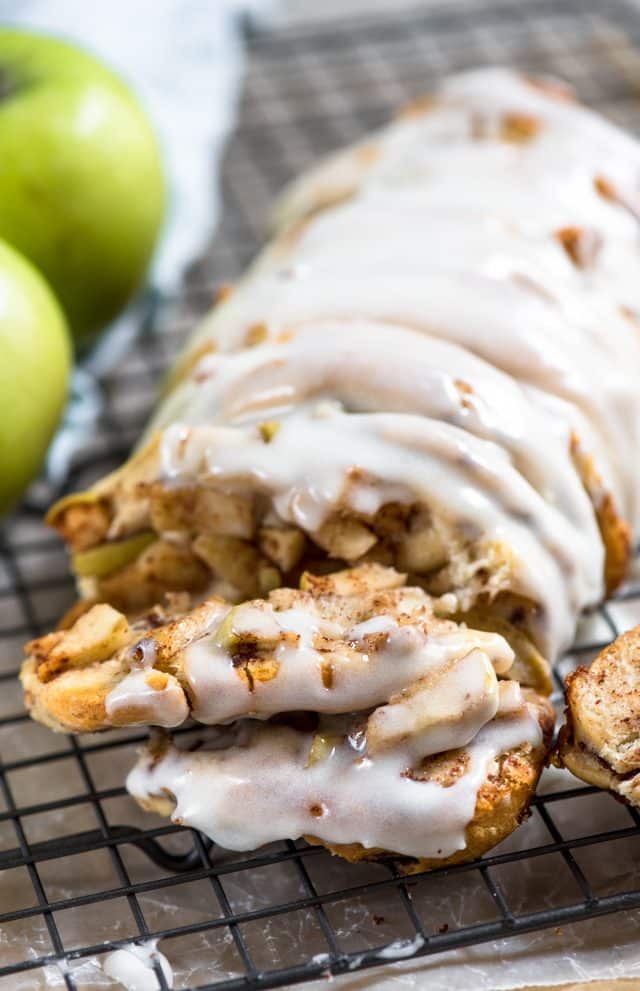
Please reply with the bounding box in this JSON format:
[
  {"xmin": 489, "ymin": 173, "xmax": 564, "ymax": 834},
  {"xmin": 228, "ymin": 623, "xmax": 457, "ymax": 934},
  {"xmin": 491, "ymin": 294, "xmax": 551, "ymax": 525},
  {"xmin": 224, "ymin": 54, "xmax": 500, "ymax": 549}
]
[
  {"xmin": 128, "ymin": 689, "xmax": 553, "ymax": 871},
  {"xmin": 21, "ymin": 564, "xmax": 549, "ymax": 733}
]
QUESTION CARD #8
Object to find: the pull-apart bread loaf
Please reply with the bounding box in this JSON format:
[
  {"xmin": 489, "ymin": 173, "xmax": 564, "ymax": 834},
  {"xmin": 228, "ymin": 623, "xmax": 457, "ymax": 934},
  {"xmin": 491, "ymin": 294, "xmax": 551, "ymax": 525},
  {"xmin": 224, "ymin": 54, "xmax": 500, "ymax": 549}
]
[
  {"xmin": 22, "ymin": 564, "xmax": 547, "ymax": 735},
  {"xmin": 20, "ymin": 67, "xmax": 640, "ymax": 865}
]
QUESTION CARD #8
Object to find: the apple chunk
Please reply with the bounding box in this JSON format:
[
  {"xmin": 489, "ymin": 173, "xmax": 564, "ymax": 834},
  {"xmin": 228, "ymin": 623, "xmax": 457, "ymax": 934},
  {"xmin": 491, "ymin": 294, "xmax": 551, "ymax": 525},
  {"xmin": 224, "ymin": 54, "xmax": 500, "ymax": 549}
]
[{"xmin": 366, "ymin": 649, "xmax": 500, "ymax": 756}]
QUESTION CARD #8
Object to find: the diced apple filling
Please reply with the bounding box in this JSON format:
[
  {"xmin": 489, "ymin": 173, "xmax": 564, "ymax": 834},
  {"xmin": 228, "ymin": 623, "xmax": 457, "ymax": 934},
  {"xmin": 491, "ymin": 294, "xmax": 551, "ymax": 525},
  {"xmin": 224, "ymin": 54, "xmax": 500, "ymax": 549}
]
[{"xmin": 50, "ymin": 483, "xmax": 537, "ymax": 674}]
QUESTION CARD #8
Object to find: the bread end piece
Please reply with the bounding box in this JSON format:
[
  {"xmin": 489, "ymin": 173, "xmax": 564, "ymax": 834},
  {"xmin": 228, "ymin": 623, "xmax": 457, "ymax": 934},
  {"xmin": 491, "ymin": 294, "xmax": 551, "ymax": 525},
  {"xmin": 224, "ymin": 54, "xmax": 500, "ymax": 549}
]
[{"xmin": 556, "ymin": 625, "xmax": 640, "ymax": 804}]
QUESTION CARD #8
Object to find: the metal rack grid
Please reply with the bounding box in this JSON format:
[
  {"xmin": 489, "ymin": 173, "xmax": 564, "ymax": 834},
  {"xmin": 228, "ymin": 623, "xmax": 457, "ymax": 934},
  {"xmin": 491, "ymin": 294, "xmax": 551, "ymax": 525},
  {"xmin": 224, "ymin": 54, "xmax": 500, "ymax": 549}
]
[{"xmin": 2, "ymin": 0, "xmax": 640, "ymax": 987}]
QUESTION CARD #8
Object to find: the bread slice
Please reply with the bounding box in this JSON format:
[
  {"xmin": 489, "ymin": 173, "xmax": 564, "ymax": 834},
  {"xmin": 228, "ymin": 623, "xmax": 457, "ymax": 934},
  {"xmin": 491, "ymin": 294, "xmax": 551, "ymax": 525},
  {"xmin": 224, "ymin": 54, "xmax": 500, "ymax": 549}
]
[
  {"xmin": 128, "ymin": 688, "xmax": 553, "ymax": 873},
  {"xmin": 557, "ymin": 626, "xmax": 640, "ymax": 804},
  {"xmin": 22, "ymin": 564, "xmax": 548, "ymax": 734}
]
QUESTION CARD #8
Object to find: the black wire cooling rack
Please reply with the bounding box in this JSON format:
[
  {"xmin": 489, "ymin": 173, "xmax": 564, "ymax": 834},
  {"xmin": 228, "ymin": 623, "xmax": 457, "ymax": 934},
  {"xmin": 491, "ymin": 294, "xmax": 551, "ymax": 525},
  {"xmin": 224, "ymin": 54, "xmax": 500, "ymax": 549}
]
[{"xmin": 3, "ymin": 1, "xmax": 640, "ymax": 988}]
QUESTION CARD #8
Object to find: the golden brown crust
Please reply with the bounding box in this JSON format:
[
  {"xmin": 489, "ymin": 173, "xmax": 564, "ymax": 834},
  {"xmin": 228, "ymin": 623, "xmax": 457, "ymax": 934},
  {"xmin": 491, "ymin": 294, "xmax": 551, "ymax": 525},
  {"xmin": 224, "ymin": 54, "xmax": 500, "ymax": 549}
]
[
  {"xmin": 20, "ymin": 594, "xmax": 229, "ymax": 734},
  {"xmin": 21, "ymin": 656, "xmax": 124, "ymax": 734},
  {"xmin": 163, "ymin": 338, "xmax": 218, "ymax": 395},
  {"xmin": 570, "ymin": 434, "xmax": 631, "ymax": 595},
  {"xmin": 46, "ymin": 494, "xmax": 111, "ymax": 551},
  {"xmin": 556, "ymin": 626, "xmax": 640, "ymax": 804},
  {"xmin": 523, "ymin": 73, "xmax": 576, "ymax": 102},
  {"xmin": 554, "ymin": 226, "xmax": 603, "ymax": 270},
  {"xmin": 396, "ymin": 94, "xmax": 436, "ymax": 120}
]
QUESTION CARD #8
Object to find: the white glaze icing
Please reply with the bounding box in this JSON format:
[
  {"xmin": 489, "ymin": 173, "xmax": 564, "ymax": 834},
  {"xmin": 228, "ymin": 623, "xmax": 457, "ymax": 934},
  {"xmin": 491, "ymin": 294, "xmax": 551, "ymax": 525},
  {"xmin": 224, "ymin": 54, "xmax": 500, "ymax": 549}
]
[
  {"xmin": 105, "ymin": 669, "xmax": 188, "ymax": 728},
  {"xmin": 152, "ymin": 320, "xmax": 603, "ymax": 525},
  {"xmin": 103, "ymin": 601, "xmax": 234, "ymax": 728},
  {"xmin": 151, "ymin": 319, "xmax": 608, "ymax": 642},
  {"xmin": 184, "ymin": 600, "xmax": 514, "ymax": 724},
  {"xmin": 200, "ymin": 67, "xmax": 639, "ymax": 526},
  {"xmin": 178, "ymin": 269, "xmax": 635, "ymax": 522},
  {"xmin": 102, "ymin": 940, "xmax": 173, "ymax": 991},
  {"xmin": 126, "ymin": 593, "xmax": 541, "ymax": 859},
  {"xmin": 159, "ymin": 402, "xmax": 602, "ymax": 656},
  {"xmin": 377, "ymin": 934, "xmax": 426, "ymax": 960},
  {"xmin": 348, "ymin": 615, "xmax": 398, "ymax": 640},
  {"xmin": 276, "ymin": 68, "xmax": 640, "ymax": 296},
  {"xmin": 127, "ymin": 701, "xmax": 542, "ymax": 859}
]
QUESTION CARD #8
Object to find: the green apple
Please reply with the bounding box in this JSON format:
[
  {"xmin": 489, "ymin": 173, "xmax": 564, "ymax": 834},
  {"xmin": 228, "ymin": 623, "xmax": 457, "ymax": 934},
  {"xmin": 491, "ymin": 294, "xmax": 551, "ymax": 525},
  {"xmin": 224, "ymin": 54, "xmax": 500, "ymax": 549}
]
[
  {"xmin": 0, "ymin": 29, "xmax": 165, "ymax": 346},
  {"xmin": 0, "ymin": 238, "xmax": 70, "ymax": 515}
]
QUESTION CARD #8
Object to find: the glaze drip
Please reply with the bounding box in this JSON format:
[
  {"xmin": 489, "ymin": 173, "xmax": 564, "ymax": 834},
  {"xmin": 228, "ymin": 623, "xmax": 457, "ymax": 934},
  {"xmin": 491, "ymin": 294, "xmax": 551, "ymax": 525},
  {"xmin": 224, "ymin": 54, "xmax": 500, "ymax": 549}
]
[{"xmin": 128, "ymin": 700, "xmax": 542, "ymax": 859}]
